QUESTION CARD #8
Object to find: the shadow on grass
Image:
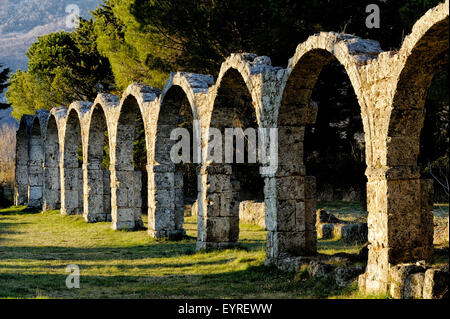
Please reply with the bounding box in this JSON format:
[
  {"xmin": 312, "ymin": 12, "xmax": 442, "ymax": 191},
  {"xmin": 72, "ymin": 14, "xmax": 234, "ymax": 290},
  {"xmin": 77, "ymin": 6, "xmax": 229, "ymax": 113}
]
[
  {"xmin": 0, "ymin": 257, "xmax": 238, "ymax": 271},
  {"xmin": 0, "ymin": 206, "xmax": 40, "ymax": 216},
  {"xmin": 0, "ymin": 263, "xmax": 356, "ymax": 299},
  {"xmin": 0, "ymin": 243, "xmax": 198, "ymax": 261},
  {"xmin": 0, "ymin": 221, "xmax": 28, "ymax": 243},
  {"xmin": 0, "ymin": 238, "xmax": 267, "ymax": 261}
]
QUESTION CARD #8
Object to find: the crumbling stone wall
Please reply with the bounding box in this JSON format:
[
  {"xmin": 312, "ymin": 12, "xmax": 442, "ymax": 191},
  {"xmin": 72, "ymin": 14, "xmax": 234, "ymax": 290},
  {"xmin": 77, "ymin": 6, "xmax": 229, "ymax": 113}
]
[{"xmin": 13, "ymin": 0, "xmax": 448, "ymax": 298}]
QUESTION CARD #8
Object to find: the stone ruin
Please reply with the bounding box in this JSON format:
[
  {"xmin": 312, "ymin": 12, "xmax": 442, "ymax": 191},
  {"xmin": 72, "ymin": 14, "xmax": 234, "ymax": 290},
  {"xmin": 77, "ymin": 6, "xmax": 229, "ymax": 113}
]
[
  {"xmin": 316, "ymin": 210, "xmax": 368, "ymax": 243},
  {"xmin": 12, "ymin": 2, "xmax": 449, "ymax": 298}
]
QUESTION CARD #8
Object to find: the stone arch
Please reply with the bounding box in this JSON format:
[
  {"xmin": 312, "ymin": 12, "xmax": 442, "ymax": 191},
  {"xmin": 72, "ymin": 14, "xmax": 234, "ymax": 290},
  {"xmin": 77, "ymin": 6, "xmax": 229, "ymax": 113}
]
[
  {"xmin": 278, "ymin": 32, "xmax": 381, "ymax": 153},
  {"xmin": 386, "ymin": 2, "xmax": 449, "ymax": 168},
  {"xmin": 359, "ymin": 1, "xmax": 449, "ymax": 295},
  {"xmin": 14, "ymin": 115, "xmax": 33, "ymax": 206},
  {"xmin": 266, "ymin": 32, "xmax": 382, "ymax": 263},
  {"xmin": 61, "ymin": 102, "xmax": 91, "ymax": 215},
  {"xmin": 84, "ymin": 102, "xmax": 113, "ymax": 222},
  {"xmin": 198, "ymin": 65, "xmax": 265, "ymax": 250},
  {"xmin": 147, "ymin": 72, "xmax": 213, "ymax": 239},
  {"xmin": 28, "ymin": 110, "xmax": 49, "ymax": 208},
  {"xmin": 42, "ymin": 108, "xmax": 64, "ymax": 211},
  {"xmin": 207, "ymin": 53, "xmax": 270, "ymax": 129},
  {"xmin": 110, "ymin": 84, "xmax": 159, "ymax": 230}
]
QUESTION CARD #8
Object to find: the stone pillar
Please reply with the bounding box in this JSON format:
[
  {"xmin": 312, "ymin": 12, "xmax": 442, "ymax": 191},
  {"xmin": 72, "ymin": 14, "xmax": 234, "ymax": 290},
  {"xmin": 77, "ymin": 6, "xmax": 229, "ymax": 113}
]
[
  {"xmin": 110, "ymin": 164, "xmax": 138, "ymax": 229},
  {"xmin": 43, "ymin": 110, "xmax": 65, "ymax": 212},
  {"xmin": 264, "ymin": 125, "xmax": 317, "ymax": 264},
  {"xmin": 42, "ymin": 146, "xmax": 60, "ymax": 211},
  {"xmin": 60, "ymin": 164, "xmax": 81, "ymax": 215},
  {"xmin": 14, "ymin": 124, "xmax": 30, "ymax": 206},
  {"xmin": 27, "ymin": 132, "xmax": 44, "ymax": 208},
  {"xmin": 60, "ymin": 155, "xmax": 82, "ymax": 215},
  {"xmin": 265, "ymin": 173, "xmax": 317, "ymax": 263},
  {"xmin": 134, "ymin": 170, "xmax": 144, "ymax": 228},
  {"xmin": 14, "ymin": 163, "xmax": 29, "ymax": 206},
  {"xmin": 147, "ymin": 164, "xmax": 185, "ymax": 238},
  {"xmin": 83, "ymin": 162, "xmax": 106, "ymax": 222},
  {"xmin": 196, "ymin": 164, "xmax": 240, "ymax": 250},
  {"xmin": 359, "ymin": 167, "xmax": 434, "ymax": 293}
]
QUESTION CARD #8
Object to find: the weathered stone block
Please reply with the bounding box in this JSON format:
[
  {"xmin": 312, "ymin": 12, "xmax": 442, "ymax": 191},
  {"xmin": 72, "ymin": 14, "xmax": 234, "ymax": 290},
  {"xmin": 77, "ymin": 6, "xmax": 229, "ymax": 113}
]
[
  {"xmin": 404, "ymin": 272, "xmax": 425, "ymax": 299},
  {"xmin": 239, "ymin": 200, "xmax": 266, "ymax": 228},
  {"xmin": 266, "ymin": 230, "xmax": 315, "ymax": 259},
  {"xmin": 205, "ymin": 216, "xmax": 239, "ymax": 242},
  {"xmin": 389, "ymin": 263, "xmax": 426, "ymax": 299},
  {"xmin": 275, "ymin": 176, "xmax": 305, "ymax": 200},
  {"xmin": 317, "ymin": 223, "xmax": 334, "ymax": 239},
  {"xmin": 423, "ymin": 266, "xmax": 449, "ymax": 299}
]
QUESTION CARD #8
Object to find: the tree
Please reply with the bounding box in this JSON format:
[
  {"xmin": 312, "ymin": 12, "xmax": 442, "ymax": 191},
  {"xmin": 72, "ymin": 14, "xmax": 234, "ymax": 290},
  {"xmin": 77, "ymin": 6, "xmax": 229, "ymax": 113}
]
[
  {"xmin": 92, "ymin": 0, "xmax": 173, "ymax": 90},
  {"xmin": 7, "ymin": 18, "xmax": 115, "ymax": 119},
  {"xmin": 7, "ymin": 70, "xmax": 52, "ymax": 117},
  {"xmin": 0, "ymin": 64, "xmax": 9, "ymax": 109},
  {"xmin": 92, "ymin": 0, "xmax": 446, "ymax": 201},
  {"xmin": 94, "ymin": 0, "xmax": 445, "ymax": 83},
  {"xmin": 128, "ymin": 0, "xmax": 444, "ymax": 74}
]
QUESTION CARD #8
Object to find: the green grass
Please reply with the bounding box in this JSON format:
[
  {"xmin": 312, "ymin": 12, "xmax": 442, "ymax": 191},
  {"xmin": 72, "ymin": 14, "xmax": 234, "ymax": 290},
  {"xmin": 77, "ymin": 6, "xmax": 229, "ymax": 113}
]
[
  {"xmin": 1, "ymin": 202, "xmax": 447, "ymax": 299},
  {"xmin": 0, "ymin": 205, "xmax": 377, "ymax": 299},
  {"xmin": 317, "ymin": 201, "xmax": 449, "ymax": 226}
]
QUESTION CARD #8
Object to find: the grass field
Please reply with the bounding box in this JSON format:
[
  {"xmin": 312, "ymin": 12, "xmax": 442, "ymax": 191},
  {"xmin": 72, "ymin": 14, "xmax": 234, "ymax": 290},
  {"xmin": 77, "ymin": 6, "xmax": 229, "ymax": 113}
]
[
  {"xmin": 0, "ymin": 202, "xmax": 447, "ymax": 299},
  {"xmin": 317, "ymin": 201, "xmax": 450, "ymax": 226}
]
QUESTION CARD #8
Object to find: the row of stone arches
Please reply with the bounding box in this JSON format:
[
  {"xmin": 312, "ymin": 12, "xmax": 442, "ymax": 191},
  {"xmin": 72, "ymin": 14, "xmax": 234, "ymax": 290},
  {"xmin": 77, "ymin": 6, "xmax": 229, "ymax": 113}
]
[{"xmin": 13, "ymin": 1, "xmax": 448, "ymax": 295}]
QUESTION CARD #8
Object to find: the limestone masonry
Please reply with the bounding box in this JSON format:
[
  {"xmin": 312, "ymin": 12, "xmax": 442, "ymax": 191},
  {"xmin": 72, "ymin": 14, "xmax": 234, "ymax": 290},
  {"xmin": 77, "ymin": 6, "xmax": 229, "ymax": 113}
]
[{"xmin": 13, "ymin": 2, "xmax": 449, "ymax": 298}]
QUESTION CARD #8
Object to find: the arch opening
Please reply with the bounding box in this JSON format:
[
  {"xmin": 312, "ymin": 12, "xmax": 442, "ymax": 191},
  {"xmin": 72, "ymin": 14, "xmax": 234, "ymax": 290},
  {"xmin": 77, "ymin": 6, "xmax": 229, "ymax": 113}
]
[
  {"xmin": 61, "ymin": 110, "xmax": 83, "ymax": 215},
  {"xmin": 111, "ymin": 96, "xmax": 146, "ymax": 230},
  {"xmin": 198, "ymin": 68, "xmax": 265, "ymax": 250},
  {"xmin": 151, "ymin": 85, "xmax": 198, "ymax": 239},
  {"xmin": 272, "ymin": 48, "xmax": 367, "ymax": 262},
  {"xmin": 305, "ymin": 60, "xmax": 367, "ymax": 253},
  {"xmin": 418, "ymin": 65, "xmax": 449, "ymax": 252},
  {"xmin": 85, "ymin": 105, "xmax": 111, "ymax": 222}
]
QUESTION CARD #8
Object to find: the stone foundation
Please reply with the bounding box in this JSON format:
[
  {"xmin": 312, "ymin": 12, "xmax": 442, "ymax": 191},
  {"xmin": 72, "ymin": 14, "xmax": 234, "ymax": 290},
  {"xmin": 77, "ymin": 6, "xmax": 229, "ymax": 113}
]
[
  {"xmin": 359, "ymin": 263, "xmax": 449, "ymax": 299},
  {"xmin": 274, "ymin": 254, "xmax": 365, "ymax": 288}
]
